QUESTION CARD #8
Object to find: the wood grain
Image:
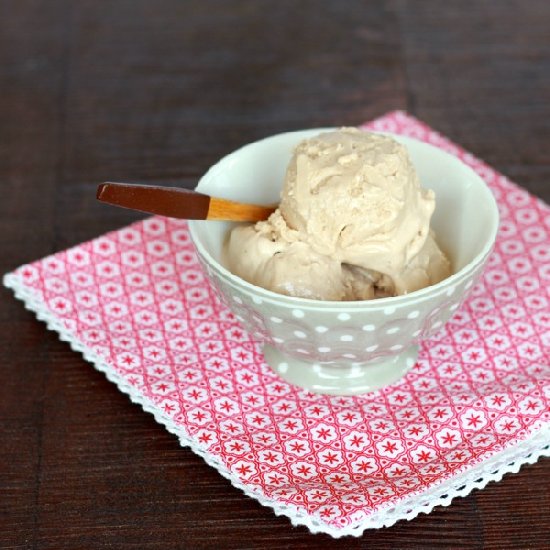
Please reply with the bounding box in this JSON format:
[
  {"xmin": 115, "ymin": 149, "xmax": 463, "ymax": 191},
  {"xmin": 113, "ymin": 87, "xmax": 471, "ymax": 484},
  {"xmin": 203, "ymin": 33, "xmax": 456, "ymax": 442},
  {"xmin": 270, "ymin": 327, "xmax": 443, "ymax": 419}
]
[
  {"xmin": 1, "ymin": 1, "xmax": 548, "ymax": 548},
  {"xmin": 207, "ymin": 197, "xmax": 276, "ymax": 221}
]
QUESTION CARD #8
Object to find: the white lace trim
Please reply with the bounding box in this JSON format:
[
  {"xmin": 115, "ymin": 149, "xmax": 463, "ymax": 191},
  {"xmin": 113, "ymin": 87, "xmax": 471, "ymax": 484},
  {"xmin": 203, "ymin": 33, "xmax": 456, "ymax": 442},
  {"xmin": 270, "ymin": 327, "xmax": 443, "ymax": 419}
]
[{"xmin": 4, "ymin": 272, "xmax": 549, "ymax": 538}]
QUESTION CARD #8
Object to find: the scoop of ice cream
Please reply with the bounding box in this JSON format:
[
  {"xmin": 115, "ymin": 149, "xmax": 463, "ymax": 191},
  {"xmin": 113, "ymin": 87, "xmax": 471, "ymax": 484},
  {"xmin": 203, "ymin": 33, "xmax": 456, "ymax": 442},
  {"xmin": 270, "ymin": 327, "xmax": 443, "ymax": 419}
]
[
  {"xmin": 224, "ymin": 129, "xmax": 451, "ymax": 300},
  {"xmin": 225, "ymin": 210, "xmax": 344, "ymax": 300}
]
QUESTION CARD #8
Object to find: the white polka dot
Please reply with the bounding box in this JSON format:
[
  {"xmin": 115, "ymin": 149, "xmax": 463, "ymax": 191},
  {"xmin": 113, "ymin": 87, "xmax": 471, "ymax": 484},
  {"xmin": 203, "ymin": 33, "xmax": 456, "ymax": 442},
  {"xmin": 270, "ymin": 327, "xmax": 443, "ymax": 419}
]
[
  {"xmin": 407, "ymin": 310, "xmax": 419, "ymax": 319},
  {"xmin": 233, "ymin": 296, "xmax": 243, "ymax": 304},
  {"xmin": 273, "ymin": 337, "xmax": 284, "ymax": 343},
  {"xmin": 340, "ymin": 335, "xmax": 354, "ymax": 342},
  {"xmin": 292, "ymin": 309, "xmax": 305, "ymax": 318},
  {"xmin": 252, "ymin": 296, "xmax": 263, "ymax": 304},
  {"xmin": 446, "ymin": 287, "xmax": 456, "ymax": 297},
  {"xmin": 337, "ymin": 313, "xmax": 351, "ymax": 321},
  {"xmin": 318, "ymin": 346, "xmax": 331, "ymax": 353},
  {"xmin": 384, "ymin": 306, "xmax": 396, "ymax": 315},
  {"xmin": 412, "ymin": 329, "xmax": 421, "ymax": 337},
  {"xmin": 235, "ymin": 314, "xmax": 245, "ymax": 322},
  {"xmin": 390, "ymin": 344, "xmax": 403, "ymax": 351},
  {"xmin": 270, "ymin": 316, "xmax": 283, "ymax": 323},
  {"xmin": 406, "ymin": 357, "xmax": 416, "ymax": 368},
  {"xmin": 465, "ymin": 280, "xmax": 473, "ymax": 289},
  {"xmin": 362, "ymin": 324, "xmax": 375, "ymax": 332},
  {"xmin": 343, "ymin": 353, "xmax": 357, "ymax": 359},
  {"xmin": 366, "ymin": 345, "xmax": 378, "ymax": 352},
  {"xmin": 294, "ymin": 330, "xmax": 307, "ymax": 339},
  {"xmin": 278, "ymin": 362, "xmax": 289, "ymax": 373},
  {"xmin": 449, "ymin": 303, "xmax": 460, "ymax": 311},
  {"xmin": 386, "ymin": 326, "xmax": 400, "ymax": 334},
  {"xmin": 315, "ymin": 326, "xmax": 328, "ymax": 333},
  {"xmin": 431, "ymin": 321, "xmax": 443, "ymax": 330},
  {"xmin": 296, "ymin": 348, "xmax": 309, "ymax": 354}
]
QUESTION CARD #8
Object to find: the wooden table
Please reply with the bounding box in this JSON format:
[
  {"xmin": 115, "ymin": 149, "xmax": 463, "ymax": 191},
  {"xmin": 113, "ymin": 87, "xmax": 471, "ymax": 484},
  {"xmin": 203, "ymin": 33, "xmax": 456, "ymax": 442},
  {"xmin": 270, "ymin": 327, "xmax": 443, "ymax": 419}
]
[{"xmin": 1, "ymin": 2, "xmax": 548, "ymax": 548}]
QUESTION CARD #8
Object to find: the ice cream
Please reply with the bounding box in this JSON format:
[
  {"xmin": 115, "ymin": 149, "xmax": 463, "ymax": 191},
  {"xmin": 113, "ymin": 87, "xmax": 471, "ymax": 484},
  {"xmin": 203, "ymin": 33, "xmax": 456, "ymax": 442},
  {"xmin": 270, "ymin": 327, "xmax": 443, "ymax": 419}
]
[{"xmin": 224, "ymin": 128, "xmax": 451, "ymax": 301}]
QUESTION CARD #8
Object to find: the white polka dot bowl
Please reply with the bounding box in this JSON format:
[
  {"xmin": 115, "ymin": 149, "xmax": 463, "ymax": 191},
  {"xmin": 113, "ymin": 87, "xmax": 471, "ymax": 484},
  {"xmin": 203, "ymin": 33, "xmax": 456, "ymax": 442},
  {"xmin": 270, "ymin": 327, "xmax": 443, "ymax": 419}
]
[{"xmin": 188, "ymin": 129, "xmax": 499, "ymax": 395}]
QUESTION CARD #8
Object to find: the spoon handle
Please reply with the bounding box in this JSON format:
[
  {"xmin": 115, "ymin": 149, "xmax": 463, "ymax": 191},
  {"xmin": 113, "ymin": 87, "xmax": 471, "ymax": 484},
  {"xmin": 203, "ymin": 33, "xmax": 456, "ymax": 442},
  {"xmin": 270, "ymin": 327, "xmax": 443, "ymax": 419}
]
[{"xmin": 97, "ymin": 182, "xmax": 276, "ymax": 222}]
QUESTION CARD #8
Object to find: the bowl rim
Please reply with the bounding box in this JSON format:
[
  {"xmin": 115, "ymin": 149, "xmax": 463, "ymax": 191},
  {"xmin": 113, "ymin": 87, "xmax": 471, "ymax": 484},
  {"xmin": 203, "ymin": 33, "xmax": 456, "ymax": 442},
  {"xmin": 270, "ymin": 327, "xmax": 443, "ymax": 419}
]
[{"xmin": 188, "ymin": 129, "xmax": 500, "ymax": 309}]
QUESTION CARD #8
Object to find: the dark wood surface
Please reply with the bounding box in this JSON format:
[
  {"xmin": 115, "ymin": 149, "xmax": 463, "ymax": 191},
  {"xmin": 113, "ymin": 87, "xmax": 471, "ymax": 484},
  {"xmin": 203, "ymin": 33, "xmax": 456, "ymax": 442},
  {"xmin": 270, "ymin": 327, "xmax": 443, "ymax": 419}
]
[{"xmin": 1, "ymin": 1, "xmax": 549, "ymax": 548}]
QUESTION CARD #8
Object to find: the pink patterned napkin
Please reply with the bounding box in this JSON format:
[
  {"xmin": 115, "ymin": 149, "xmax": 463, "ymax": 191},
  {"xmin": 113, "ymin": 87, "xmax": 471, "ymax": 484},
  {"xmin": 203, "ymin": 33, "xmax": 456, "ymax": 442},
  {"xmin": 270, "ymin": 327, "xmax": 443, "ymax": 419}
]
[{"xmin": 4, "ymin": 112, "xmax": 549, "ymax": 537}]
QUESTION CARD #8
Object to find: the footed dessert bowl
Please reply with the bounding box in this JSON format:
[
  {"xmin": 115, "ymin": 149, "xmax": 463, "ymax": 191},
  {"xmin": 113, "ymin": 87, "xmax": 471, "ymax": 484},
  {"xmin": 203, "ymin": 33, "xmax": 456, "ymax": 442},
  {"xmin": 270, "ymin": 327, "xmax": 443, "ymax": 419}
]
[{"xmin": 188, "ymin": 129, "xmax": 499, "ymax": 395}]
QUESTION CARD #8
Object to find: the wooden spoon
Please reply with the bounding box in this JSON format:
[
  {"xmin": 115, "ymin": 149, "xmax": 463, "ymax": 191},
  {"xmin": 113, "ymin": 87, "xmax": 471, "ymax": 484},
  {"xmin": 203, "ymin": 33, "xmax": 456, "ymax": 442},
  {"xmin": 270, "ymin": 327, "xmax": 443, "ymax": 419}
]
[{"xmin": 97, "ymin": 182, "xmax": 276, "ymax": 222}]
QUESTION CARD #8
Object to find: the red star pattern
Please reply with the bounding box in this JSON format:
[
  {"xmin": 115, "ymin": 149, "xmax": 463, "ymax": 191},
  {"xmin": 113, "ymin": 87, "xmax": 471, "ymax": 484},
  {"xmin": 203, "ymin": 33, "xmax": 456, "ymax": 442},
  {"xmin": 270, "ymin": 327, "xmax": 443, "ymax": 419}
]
[
  {"xmin": 349, "ymin": 435, "xmax": 364, "ymax": 447},
  {"xmin": 441, "ymin": 433, "xmax": 457, "ymax": 445},
  {"xmin": 416, "ymin": 450, "xmax": 433, "ymax": 463}
]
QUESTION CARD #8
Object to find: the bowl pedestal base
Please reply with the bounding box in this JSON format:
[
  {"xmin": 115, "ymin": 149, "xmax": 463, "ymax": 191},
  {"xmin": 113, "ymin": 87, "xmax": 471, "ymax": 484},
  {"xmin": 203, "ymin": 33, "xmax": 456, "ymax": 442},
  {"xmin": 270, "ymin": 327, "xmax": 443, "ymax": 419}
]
[{"xmin": 263, "ymin": 344, "xmax": 419, "ymax": 396}]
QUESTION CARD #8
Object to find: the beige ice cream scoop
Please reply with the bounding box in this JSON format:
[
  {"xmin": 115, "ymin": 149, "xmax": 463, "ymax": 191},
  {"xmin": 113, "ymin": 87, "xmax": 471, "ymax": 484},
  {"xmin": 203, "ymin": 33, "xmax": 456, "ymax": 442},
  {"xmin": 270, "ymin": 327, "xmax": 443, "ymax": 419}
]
[{"xmin": 225, "ymin": 128, "xmax": 451, "ymax": 301}]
